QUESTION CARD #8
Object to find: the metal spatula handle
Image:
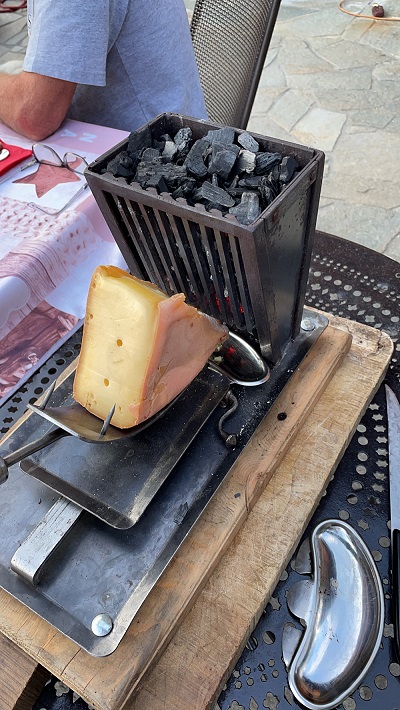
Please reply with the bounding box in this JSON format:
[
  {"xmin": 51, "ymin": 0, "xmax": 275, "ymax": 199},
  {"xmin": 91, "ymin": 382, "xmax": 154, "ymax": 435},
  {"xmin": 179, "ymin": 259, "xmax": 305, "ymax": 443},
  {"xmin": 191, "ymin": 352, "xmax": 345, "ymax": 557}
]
[{"xmin": 0, "ymin": 428, "xmax": 69, "ymax": 484}]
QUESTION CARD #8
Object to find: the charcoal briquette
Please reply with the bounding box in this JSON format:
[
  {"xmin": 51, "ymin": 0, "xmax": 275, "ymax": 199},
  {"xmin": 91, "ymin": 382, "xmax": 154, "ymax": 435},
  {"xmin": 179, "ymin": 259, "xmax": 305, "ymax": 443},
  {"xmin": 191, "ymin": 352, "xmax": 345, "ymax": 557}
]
[
  {"xmin": 162, "ymin": 140, "xmax": 178, "ymax": 162},
  {"xmin": 184, "ymin": 138, "xmax": 210, "ymax": 179},
  {"xmin": 280, "ymin": 155, "xmax": 298, "ymax": 183},
  {"xmin": 205, "ymin": 127, "xmax": 235, "ymax": 146},
  {"xmin": 142, "ymin": 147, "xmax": 161, "ymax": 162},
  {"xmin": 229, "ymin": 191, "xmax": 261, "ymax": 225},
  {"xmin": 193, "ymin": 181, "xmax": 235, "ymax": 208},
  {"xmin": 208, "ymin": 147, "xmax": 238, "ymax": 181},
  {"xmin": 255, "ymin": 152, "xmax": 282, "ymax": 175},
  {"xmin": 106, "ymin": 151, "xmax": 135, "ymax": 179},
  {"xmin": 236, "ymin": 150, "xmax": 256, "ymax": 174},
  {"xmin": 237, "ymin": 131, "xmax": 259, "ymax": 153},
  {"xmin": 127, "ymin": 126, "xmax": 152, "ymax": 161}
]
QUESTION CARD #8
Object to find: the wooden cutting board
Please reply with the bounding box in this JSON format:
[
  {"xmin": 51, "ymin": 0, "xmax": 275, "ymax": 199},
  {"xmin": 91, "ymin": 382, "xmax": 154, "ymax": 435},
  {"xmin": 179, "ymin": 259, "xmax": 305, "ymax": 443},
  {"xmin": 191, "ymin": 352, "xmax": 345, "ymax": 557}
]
[{"xmin": 0, "ymin": 312, "xmax": 393, "ymax": 710}]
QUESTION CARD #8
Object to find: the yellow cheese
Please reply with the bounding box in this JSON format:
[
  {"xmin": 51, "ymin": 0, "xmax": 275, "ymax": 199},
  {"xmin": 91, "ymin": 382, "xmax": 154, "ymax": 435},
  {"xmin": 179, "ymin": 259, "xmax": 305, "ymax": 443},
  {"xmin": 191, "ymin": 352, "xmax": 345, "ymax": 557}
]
[{"xmin": 73, "ymin": 265, "xmax": 229, "ymax": 428}]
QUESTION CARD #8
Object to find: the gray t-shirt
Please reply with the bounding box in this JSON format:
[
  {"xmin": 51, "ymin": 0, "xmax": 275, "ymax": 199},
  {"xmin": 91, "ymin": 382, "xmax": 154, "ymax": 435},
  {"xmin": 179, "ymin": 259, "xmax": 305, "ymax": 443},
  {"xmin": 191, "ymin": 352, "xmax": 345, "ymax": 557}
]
[{"xmin": 24, "ymin": 0, "xmax": 207, "ymax": 132}]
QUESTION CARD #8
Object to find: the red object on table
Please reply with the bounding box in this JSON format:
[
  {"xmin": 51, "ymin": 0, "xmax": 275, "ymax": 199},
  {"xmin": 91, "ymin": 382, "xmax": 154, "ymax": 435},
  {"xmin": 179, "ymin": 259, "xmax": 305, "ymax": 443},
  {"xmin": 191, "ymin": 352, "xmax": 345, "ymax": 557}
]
[
  {"xmin": 0, "ymin": 140, "xmax": 32, "ymax": 176},
  {"xmin": 0, "ymin": 0, "xmax": 27, "ymax": 12}
]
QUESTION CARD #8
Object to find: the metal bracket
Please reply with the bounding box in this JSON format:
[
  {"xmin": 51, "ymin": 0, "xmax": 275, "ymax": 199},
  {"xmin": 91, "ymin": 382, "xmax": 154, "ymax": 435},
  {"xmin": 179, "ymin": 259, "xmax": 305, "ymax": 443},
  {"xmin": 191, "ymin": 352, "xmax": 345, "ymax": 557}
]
[{"xmin": 11, "ymin": 497, "xmax": 82, "ymax": 586}]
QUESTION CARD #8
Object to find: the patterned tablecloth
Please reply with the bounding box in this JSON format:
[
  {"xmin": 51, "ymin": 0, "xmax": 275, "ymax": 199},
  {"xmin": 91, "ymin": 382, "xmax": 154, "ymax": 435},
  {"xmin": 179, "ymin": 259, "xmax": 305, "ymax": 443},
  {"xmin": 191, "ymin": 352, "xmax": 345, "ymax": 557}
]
[{"xmin": 0, "ymin": 119, "xmax": 127, "ymax": 405}]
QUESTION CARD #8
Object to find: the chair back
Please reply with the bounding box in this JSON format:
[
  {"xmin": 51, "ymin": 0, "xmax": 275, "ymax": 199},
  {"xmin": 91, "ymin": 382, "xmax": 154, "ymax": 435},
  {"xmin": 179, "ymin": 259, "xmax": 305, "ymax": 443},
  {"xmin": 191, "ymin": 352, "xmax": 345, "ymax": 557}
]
[{"xmin": 190, "ymin": 0, "xmax": 281, "ymax": 130}]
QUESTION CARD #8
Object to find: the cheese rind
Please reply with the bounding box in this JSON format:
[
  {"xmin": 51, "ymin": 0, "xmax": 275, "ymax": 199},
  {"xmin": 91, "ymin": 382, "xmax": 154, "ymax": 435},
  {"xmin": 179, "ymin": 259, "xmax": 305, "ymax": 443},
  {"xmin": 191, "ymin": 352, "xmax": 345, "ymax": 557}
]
[{"xmin": 73, "ymin": 265, "xmax": 229, "ymax": 428}]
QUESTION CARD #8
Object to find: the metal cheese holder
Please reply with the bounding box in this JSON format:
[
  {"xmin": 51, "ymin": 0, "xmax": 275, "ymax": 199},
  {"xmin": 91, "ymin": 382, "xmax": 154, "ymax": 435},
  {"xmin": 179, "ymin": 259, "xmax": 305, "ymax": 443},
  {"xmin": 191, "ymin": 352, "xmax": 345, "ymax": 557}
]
[{"xmin": 0, "ymin": 114, "xmax": 327, "ymax": 656}]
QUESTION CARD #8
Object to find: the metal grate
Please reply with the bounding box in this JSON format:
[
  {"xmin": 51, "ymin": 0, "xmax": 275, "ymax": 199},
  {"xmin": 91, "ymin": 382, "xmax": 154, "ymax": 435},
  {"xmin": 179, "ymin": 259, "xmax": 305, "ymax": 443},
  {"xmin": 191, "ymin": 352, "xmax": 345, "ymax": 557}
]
[
  {"xmin": 0, "ymin": 330, "xmax": 82, "ymax": 436},
  {"xmin": 107, "ymin": 193, "xmax": 255, "ymax": 334},
  {"xmin": 191, "ymin": 0, "xmax": 281, "ymax": 129}
]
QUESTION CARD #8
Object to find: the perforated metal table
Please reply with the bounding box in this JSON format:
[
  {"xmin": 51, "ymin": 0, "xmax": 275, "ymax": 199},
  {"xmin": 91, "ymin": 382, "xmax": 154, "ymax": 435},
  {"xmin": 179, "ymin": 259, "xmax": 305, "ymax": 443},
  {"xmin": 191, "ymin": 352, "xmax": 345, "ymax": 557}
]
[{"xmin": 1, "ymin": 231, "xmax": 399, "ymax": 710}]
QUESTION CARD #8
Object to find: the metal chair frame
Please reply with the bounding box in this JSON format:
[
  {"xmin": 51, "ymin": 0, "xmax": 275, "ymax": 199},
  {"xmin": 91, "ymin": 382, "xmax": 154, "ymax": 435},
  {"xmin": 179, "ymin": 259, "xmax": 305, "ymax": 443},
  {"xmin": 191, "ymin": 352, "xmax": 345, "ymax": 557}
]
[{"xmin": 190, "ymin": 0, "xmax": 282, "ymax": 130}]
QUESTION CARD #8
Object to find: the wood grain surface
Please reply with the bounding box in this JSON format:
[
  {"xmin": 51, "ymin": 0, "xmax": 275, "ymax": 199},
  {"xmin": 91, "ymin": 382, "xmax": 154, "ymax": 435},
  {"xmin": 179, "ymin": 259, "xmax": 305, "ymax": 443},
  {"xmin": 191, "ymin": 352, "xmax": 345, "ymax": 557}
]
[
  {"xmin": 0, "ymin": 313, "xmax": 392, "ymax": 710},
  {"xmin": 0, "ymin": 633, "xmax": 49, "ymax": 710}
]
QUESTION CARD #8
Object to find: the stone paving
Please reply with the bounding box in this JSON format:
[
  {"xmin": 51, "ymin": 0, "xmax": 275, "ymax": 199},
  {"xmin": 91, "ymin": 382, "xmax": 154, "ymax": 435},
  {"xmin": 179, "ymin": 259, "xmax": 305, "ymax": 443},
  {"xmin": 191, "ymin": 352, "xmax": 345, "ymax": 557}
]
[
  {"xmin": 1, "ymin": 1, "xmax": 399, "ymax": 262},
  {"xmin": 249, "ymin": 0, "xmax": 400, "ymax": 262}
]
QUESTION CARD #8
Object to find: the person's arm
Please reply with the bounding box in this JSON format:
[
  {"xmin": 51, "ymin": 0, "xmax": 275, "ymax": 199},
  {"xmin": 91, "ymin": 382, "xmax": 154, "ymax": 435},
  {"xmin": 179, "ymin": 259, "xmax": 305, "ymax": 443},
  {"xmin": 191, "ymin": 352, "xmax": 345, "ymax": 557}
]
[{"xmin": 0, "ymin": 70, "xmax": 76, "ymax": 141}]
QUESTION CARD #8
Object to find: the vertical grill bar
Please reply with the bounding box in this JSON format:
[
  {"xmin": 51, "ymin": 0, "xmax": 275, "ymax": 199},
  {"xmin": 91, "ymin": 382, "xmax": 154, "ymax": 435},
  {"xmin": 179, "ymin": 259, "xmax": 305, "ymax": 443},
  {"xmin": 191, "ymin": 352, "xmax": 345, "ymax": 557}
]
[
  {"xmin": 152, "ymin": 209, "xmax": 188, "ymax": 295},
  {"xmin": 134, "ymin": 204, "xmax": 183, "ymax": 293},
  {"xmin": 198, "ymin": 223, "xmax": 231, "ymax": 324},
  {"xmin": 164, "ymin": 214, "xmax": 202, "ymax": 305},
  {"xmin": 110, "ymin": 195, "xmax": 158, "ymax": 282},
  {"xmin": 108, "ymin": 193, "xmax": 256, "ymax": 336},
  {"xmin": 183, "ymin": 219, "xmax": 215, "ymax": 312},
  {"xmin": 228, "ymin": 235, "xmax": 255, "ymax": 333},
  {"xmin": 214, "ymin": 230, "xmax": 242, "ymax": 329},
  {"xmin": 135, "ymin": 202, "xmax": 172, "ymax": 287}
]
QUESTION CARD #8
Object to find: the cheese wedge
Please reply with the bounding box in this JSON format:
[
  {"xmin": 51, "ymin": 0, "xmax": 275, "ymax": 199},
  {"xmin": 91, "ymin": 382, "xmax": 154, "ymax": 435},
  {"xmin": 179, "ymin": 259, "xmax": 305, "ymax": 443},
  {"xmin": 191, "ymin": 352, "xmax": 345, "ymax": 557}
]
[{"xmin": 73, "ymin": 265, "xmax": 229, "ymax": 428}]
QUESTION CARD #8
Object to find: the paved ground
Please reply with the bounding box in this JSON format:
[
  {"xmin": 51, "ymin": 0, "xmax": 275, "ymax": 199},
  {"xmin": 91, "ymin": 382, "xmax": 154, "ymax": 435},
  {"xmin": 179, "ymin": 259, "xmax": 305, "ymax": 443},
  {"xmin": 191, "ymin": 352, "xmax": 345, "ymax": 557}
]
[
  {"xmin": 1, "ymin": 1, "xmax": 399, "ymax": 262},
  {"xmin": 249, "ymin": 0, "xmax": 400, "ymax": 263}
]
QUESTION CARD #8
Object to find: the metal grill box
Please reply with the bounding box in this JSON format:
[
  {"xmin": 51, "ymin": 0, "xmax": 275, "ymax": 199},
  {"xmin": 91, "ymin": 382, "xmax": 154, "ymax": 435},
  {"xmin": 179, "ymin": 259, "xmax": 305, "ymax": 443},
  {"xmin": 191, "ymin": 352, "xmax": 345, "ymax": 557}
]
[{"xmin": 85, "ymin": 113, "xmax": 324, "ymax": 364}]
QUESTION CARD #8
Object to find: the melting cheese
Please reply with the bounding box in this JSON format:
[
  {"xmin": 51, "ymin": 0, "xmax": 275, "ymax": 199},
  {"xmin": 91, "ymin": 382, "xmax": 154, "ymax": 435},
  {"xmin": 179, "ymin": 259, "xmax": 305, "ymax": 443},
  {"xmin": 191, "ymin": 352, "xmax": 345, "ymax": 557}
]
[{"xmin": 73, "ymin": 265, "xmax": 229, "ymax": 428}]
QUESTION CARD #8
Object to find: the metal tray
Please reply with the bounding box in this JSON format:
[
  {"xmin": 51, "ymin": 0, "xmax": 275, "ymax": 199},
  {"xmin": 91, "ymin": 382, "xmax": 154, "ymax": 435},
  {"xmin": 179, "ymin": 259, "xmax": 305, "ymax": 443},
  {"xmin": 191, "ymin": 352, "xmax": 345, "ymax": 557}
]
[
  {"xmin": 0, "ymin": 309, "xmax": 328, "ymax": 656},
  {"xmin": 18, "ymin": 367, "xmax": 230, "ymax": 529}
]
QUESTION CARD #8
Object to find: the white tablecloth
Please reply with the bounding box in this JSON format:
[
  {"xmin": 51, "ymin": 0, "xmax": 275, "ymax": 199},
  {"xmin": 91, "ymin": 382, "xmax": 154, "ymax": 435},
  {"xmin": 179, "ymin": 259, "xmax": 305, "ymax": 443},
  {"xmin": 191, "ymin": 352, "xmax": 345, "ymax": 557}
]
[{"xmin": 0, "ymin": 119, "xmax": 128, "ymax": 404}]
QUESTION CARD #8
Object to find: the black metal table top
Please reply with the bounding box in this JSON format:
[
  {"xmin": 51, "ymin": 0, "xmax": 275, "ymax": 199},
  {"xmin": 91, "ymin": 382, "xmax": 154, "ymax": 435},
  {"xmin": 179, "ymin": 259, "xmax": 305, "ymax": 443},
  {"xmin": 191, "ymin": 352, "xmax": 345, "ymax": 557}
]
[
  {"xmin": 217, "ymin": 232, "xmax": 400, "ymax": 710},
  {"xmin": 1, "ymin": 231, "xmax": 399, "ymax": 710}
]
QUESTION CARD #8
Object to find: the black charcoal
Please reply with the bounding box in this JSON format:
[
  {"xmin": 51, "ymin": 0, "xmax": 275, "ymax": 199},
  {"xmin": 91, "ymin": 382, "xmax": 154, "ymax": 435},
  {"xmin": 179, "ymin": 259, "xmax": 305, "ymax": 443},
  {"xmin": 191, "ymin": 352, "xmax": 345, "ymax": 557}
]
[
  {"xmin": 127, "ymin": 126, "xmax": 152, "ymax": 161},
  {"xmin": 153, "ymin": 137, "xmax": 166, "ymax": 152},
  {"xmin": 205, "ymin": 127, "xmax": 235, "ymax": 145},
  {"xmin": 236, "ymin": 150, "xmax": 256, "ymax": 174},
  {"xmin": 210, "ymin": 141, "xmax": 240, "ymax": 157},
  {"xmin": 226, "ymin": 187, "xmax": 250, "ymax": 199},
  {"xmin": 262, "ymin": 172, "xmax": 280, "ymax": 201},
  {"xmin": 280, "ymin": 155, "xmax": 298, "ymax": 183},
  {"xmin": 193, "ymin": 181, "xmax": 235, "ymax": 209},
  {"xmin": 171, "ymin": 177, "xmax": 197, "ymax": 199},
  {"xmin": 135, "ymin": 161, "xmax": 187, "ymax": 190},
  {"xmin": 237, "ymin": 131, "xmax": 259, "ymax": 153},
  {"xmin": 111, "ymin": 123, "xmax": 300, "ymax": 226},
  {"xmin": 106, "ymin": 151, "xmax": 135, "ymax": 179},
  {"xmin": 142, "ymin": 147, "xmax": 161, "ymax": 162},
  {"xmin": 208, "ymin": 146, "xmax": 238, "ymax": 181},
  {"xmin": 259, "ymin": 178, "xmax": 274, "ymax": 209},
  {"xmin": 184, "ymin": 138, "xmax": 210, "ymax": 179},
  {"xmin": 238, "ymin": 175, "xmax": 262, "ymax": 189},
  {"xmin": 146, "ymin": 174, "xmax": 169, "ymax": 193},
  {"xmin": 229, "ymin": 192, "xmax": 261, "ymax": 225},
  {"xmin": 255, "ymin": 152, "xmax": 282, "ymax": 175},
  {"xmin": 174, "ymin": 127, "xmax": 192, "ymax": 152},
  {"xmin": 162, "ymin": 141, "xmax": 178, "ymax": 163}
]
